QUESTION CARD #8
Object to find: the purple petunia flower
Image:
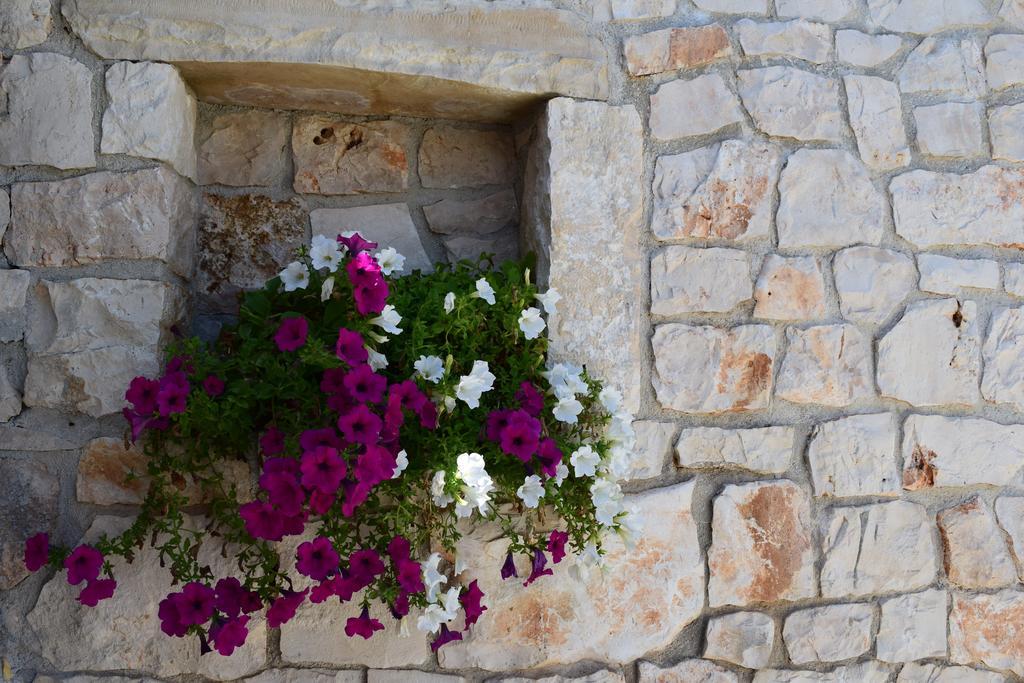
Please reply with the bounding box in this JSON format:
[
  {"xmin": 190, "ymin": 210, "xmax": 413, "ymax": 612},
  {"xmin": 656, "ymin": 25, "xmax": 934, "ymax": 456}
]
[
  {"xmin": 523, "ymin": 548, "xmax": 554, "ymax": 587},
  {"xmin": 64, "ymin": 545, "xmax": 104, "ymax": 585},
  {"xmin": 348, "ymin": 548, "xmax": 385, "ymax": 585},
  {"xmin": 78, "ymin": 578, "xmax": 116, "ymax": 607},
  {"xmin": 158, "ymin": 593, "xmax": 189, "ymax": 637},
  {"xmin": 260, "ymin": 427, "xmax": 286, "ymax": 456},
  {"xmin": 346, "ymin": 251, "xmax": 383, "ymax": 287},
  {"xmin": 210, "ymin": 615, "xmax": 250, "ymax": 656},
  {"xmin": 156, "ymin": 372, "xmax": 190, "ymax": 416},
  {"xmin": 353, "ymin": 279, "xmax": 389, "ymax": 315},
  {"xmin": 344, "ymin": 364, "xmax": 387, "ymax": 404},
  {"xmin": 274, "ymin": 316, "xmax": 308, "ymax": 352},
  {"xmin": 337, "ymin": 232, "xmax": 378, "ymax": 254},
  {"xmin": 395, "ymin": 559, "xmax": 425, "ymax": 594},
  {"xmin": 266, "ymin": 589, "xmax": 307, "ymax": 628},
  {"xmin": 418, "ymin": 398, "xmax": 438, "ymax": 430},
  {"xmin": 391, "ymin": 591, "xmax": 410, "ymax": 619},
  {"xmin": 24, "ymin": 532, "xmax": 49, "ymax": 572},
  {"xmin": 300, "ymin": 446, "xmax": 347, "ymax": 495},
  {"xmin": 547, "ymin": 530, "xmax": 569, "ymax": 564},
  {"xmin": 259, "ymin": 469, "xmax": 305, "ymax": 516},
  {"xmin": 485, "ymin": 409, "xmax": 512, "ymax": 443},
  {"xmin": 296, "ymin": 536, "xmax": 340, "ymax": 581},
  {"xmin": 299, "ymin": 427, "xmax": 342, "ymax": 452},
  {"xmin": 122, "ymin": 408, "xmax": 151, "ymax": 442},
  {"xmin": 239, "ymin": 501, "xmax": 285, "ymax": 541},
  {"xmin": 320, "ymin": 367, "xmax": 348, "ymax": 395},
  {"xmin": 308, "ymin": 489, "xmax": 336, "ymax": 515},
  {"xmin": 500, "ymin": 551, "xmax": 518, "ymax": 580},
  {"xmin": 353, "ymin": 444, "xmax": 396, "ymax": 488},
  {"xmin": 431, "ymin": 624, "xmax": 463, "ymax": 651},
  {"xmin": 344, "ymin": 606, "xmax": 384, "ymax": 639},
  {"xmin": 335, "ymin": 328, "xmax": 369, "ymax": 366},
  {"xmin": 387, "ymin": 535, "xmax": 411, "ymax": 564},
  {"xmin": 537, "ymin": 438, "xmax": 563, "ymax": 478},
  {"xmin": 341, "ymin": 480, "xmax": 371, "ymax": 518},
  {"xmin": 214, "ymin": 577, "xmax": 247, "ymax": 618},
  {"xmin": 125, "ymin": 376, "xmax": 159, "ymax": 415},
  {"xmin": 516, "ymin": 381, "xmax": 545, "ymax": 417},
  {"xmin": 461, "ymin": 579, "xmax": 487, "ymax": 629},
  {"xmin": 499, "ymin": 410, "xmax": 542, "ymax": 462},
  {"xmin": 202, "ymin": 375, "xmax": 225, "ymax": 397},
  {"xmin": 337, "ymin": 404, "xmax": 383, "ymax": 446},
  {"xmin": 178, "ymin": 582, "xmax": 216, "ymax": 626}
]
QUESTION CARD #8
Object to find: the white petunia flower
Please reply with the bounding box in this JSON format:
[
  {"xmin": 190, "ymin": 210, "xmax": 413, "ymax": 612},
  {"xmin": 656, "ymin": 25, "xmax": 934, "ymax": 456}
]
[
  {"xmin": 606, "ymin": 411, "xmax": 637, "ymax": 449},
  {"xmin": 543, "ymin": 363, "xmax": 587, "ymax": 399},
  {"xmin": 417, "ymin": 604, "xmax": 449, "ymax": 634},
  {"xmin": 441, "ymin": 586, "xmax": 461, "ymax": 617},
  {"xmin": 553, "ymin": 395, "xmax": 584, "ymax": 424},
  {"xmin": 370, "ymin": 304, "xmax": 403, "ymax": 335},
  {"xmin": 444, "ymin": 292, "xmax": 456, "ymax": 314},
  {"xmin": 454, "ymin": 557, "xmax": 468, "ymax": 575},
  {"xmin": 598, "ymin": 386, "xmax": 622, "ymax": 413},
  {"xmin": 310, "ymin": 235, "xmax": 343, "ymax": 272},
  {"xmin": 518, "ymin": 307, "xmax": 546, "ymax": 340},
  {"xmin": 535, "ymin": 288, "xmax": 561, "ymax": 315},
  {"xmin": 421, "ymin": 552, "xmax": 447, "ymax": 603},
  {"xmin": 366, "ymin": 347, "xmax": 388, "ymax": 371},
  {"xmin": 414, "ymin": 355, "xmax": 445, "ymax": 384},
  {"xmin": 591, "ymin": 477, "xmax": 625, "ymax": 526},
  {"xmin": 569, "ymin": 542, "xmax": 603, "ymax": 582},
  {"xmin": 279, "ymin": 261, "xmax": 310, "ymax": 292},
  {"xmin": 375, "ymin": 247, "xmax": 405, "ymax": 276},
  {"xmin": 392, "ymin": 450, "xmax": 408, "ymax": 478},
  {"xmin": 570, "ymin": 445, "xmax": 600, "ymax": 478},
  {"xmin": 443, "ymin": 395, "xmax": 456, "ymax": 412},
  {"xmin": 618, "ymin": 505, "xmax": 643, "ymax": 550},
  {"xmin": 516, "ymin": 474, "xmax": 545, "ymax": 508},
  {"xmin": 431, "ymin": 471, "xmax": 453, "ymax": 508},
  {"xmin": 320, "ymin": 276, "xmax": 335, "ymax": 302},
  {"xmin": 553, "ymin": 461, "xmax": 570, "ymax": 486},
  {"xmin": 454, "ymin": 452, "xmax": 494, "ymax": 518},
  {"xmin": 455, "ymin": 360, "xmax": 496, "ymax": 409},
  {"xmin": 473, "ymin": 278, "xmax": 496, "ymax": 305},
  {"xmin": 604, "ymin": 444, "xmax": 633, "ymax": 480}
]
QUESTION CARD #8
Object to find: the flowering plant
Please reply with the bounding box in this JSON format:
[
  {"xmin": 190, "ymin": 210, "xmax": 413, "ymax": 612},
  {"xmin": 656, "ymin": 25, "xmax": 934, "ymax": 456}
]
[{"xmin": 23, "ymin": 232, "xmax": 638, "ymax": 655}]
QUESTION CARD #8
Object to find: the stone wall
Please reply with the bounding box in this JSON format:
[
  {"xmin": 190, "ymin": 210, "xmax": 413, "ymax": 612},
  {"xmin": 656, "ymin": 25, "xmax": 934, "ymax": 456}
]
[{"xmin": 5, "ymin": 0, "xmax": 1024, "ymax": 682}]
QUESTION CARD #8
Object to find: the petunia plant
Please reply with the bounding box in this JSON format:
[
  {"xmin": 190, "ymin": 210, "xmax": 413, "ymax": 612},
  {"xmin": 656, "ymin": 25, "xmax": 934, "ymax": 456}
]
[{"xmin": 23, "ymin": 231, "xmax": 639, "ymax": 655}]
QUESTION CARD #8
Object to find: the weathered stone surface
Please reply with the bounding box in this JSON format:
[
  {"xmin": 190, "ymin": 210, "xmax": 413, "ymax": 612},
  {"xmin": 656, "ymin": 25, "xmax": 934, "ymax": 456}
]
[
  {"xmin": 776, "ymin": 149, "xmax": 883, "ymax": 248},
  {"xmin": 919, "ymin": 255, "xmax": 999, "ymax": 295},
  {"xmin": 878, "ymin": 299, "xmax": 981, "ymax": 407},
  {"xmin": 0, "ymin": 269, "xmax": 31, "ymax": 342},
  {"xmin": 892, "ymin": 166, "xmax": 1024, "ymax": 248},
  {"xmin": 752, "ymin": 255, "xmax": 826, "ymax": 321},
  {"xmin": 833, "ymin": 247, "xmax": 916, "ymax": 327},
  {"xmin": 985, "ymin": 35, "xmax": 1024, "ymax": 91},
  {"xmin": 809, "ymin": 414, "xmax": 899, "ymax": 498},
  {"xmin": 914, "ymin": 102, "xmax": 985, "ymax": 158},
  {"xmin": 311, "ymin": 204, "xmax": 432, "ymax": 273},
  {"xmin": 783, "ymin": 604, "xmax": 873, "ymax": 664},
  {"xmin": 939, "ymin": 498, "xmax": 1017, "ymax": 590},
  {"xmin": 775, "ymin": 324, "xmax": 873, "ymax": 407},
  {"xmin": 996, "ymin": 496, "xmax": 1024, "ymax": 580},
  {"xmin": 738, "ymin": 67, "xmax": 844, "ymax": 143},
  {"xmin": 776, "ymin": 0, "xmax": 854, "ymax": 20},
  {"xmin": 6, "ymin": 168, "xmax": 196, "ymax": 276},
  {"xmin": 623, "ymin": 25, "xmax": 732, "ymax": 77},
  {"xmin": 708, "ymin": 480, "xmax": 815, "ymax": 607},
  {"xmin": 650, "ymin": 74, "xmax": 743, "ymax": 141},
  {"xmin": 692, "ymin": 0, "xmax": 768, "ymax": 13},
  {"xmin": 836, "ymin": 30, "xmax": 903, "ymax": 67},
  {"xmin": 638, "ymin": 659, "xmax": 739, "ymax": 683},
  {"xmin": 897, "ymin": 664, "xmax": 1004, "ymax": 683},
  {"xmin": 0, "ymin": 457, "xmax": 58, "ymax": 589},
  {"xmin": 598, "ymin": 0, "xmax": 677, "ymax": 20},
  {"xmin": 1007, "ymin": 264, "xmax": 1024, "ymax": 298},
  {"xmin": 244, "ymin": 670, "xmax": 362, "ymax": 683},
  {"xmin": 27, "ymin": 517, "xmax": 265, "ymax": 678},
  {"xmin": 370, "ymin": 673, "xmax": 466, "ymax": 683},
  {"xmin": 102, "ymin": 61, "xmax": 198, "ymax": 179},
  {"xmin": 198, "ymin": 110, "xmax": 291, "ymax": 187},
  {"xmin": 651, "ymin": 140, "xmax": 781, "ymax": 243},
  {"xmin": 424, "ymin": 190, "xmax": 517, "ymax": 236},
  {"xmin": 950, "ymin": 590, "xmax": 1024, "ymax": 677},
  {"xmin": 990, "ymin": 103, "xmax": 1024, "ymax": 163},
  {"xmin": 0, "ymin": 409, "xmax": 104, "ymax": 452},
  {"xmin": 523, "ymin": 100, "xmax": 644, "ymax": 412},
  {"xmin": 653, "ymin": 324, "xmax": 776, "ymax": 414},
  {"xmin": 0, "ymin": 189, "xmax": 9, "ymax": 244},
  {"xmin": 903, "ymin": 415, "xmax": 1024, "ymax": 489},
  {"xmin": 867, "ymin": 0, "xmax": 990, "ymax": 32},
  {"xmin": 0, "ymin": 0, "xmax": 51, "ymax": 48},
  {"xmin": 419, "ymin": 125, "xmax": 516, "ymax": 189},
  {"xmin": 821, "ymin": 501, "xmax": 939, "ymax": 598},
  {"xmin": 898, "ymin": 37, "xmax": 985, "ymax": 98},
  {"xmin": 705, "ymin": 611, "xmax": 775, "ymax": 669},
  {"xmin": 754, "ymin": 662, "xmax": 895, "ymax": 683},
  {"xmin": 844, "ymin": 75, "xmax": 910, "ymax": 171},
  {"xmin": 1004, "ymin": 0, "xmax": 1024, "ymax": 28},
  {"xmin": 439, "ymin": 482, "xmax": 705, "ymax": 669},
  {"xmin": 736, "ymin": 19, "xmax": 831, "ymax": 63},
  {"xmin": 34, "ymin": 676, "xmax": 162, "ymax": 683},
  {"xmin": 440, "ymin": 231, "xmax": 519, "ymax": 265},
  {"xmin": 651, "ymin": 247, "xmax": 752, "ymax": 315},
  {"xmin": 676, "ymin": 425, "xmax": 793, "ymax": 473},
  {"xmin": 24, "ymin": 279, "xmax": 184, "ymax": 417},
  {"xmin": 494, "ymin": 672, "xmax": 624, "ymax": 683},
  {"xmin": 0, "ymin": 363, "xmax": 21, "ymax": 423},
  {"xmin": 293, "ymin": 117, "xmax": 410, "ymax": 195},
  {"xmin": 877, "ymin": 590, "xmax": 948, "ymax": 663},
  {"xmin": 628, "ymin": 420, "xmax": 674, "ymax": 480},
  {"xmin": 0, "ymin": 53, "xmax": 95, "ymax": 169}
]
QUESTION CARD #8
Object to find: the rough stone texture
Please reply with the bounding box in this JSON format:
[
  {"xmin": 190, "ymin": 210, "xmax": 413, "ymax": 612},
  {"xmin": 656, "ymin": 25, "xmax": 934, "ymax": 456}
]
[
  {"xmin": 676, "ymin": 425, "xmax": 793, "ymax": 473},
  {"xmin": 1006, "ymin": 265, "xmax": 1024, "ymax": 298},
  {"xmin": 985, "ymin": 35, "xmax": 1024, "ymax": 91},
  {"xmin": 653, "ymin": 324, "xmax": 776, "ymax": 414},
  {"xmin": 775, "ymin": 324, "xmax": 873, "ymax": 407},
  {"xmin": 371, "ymin": 673, "xmax": 466, "ymax": 683},
  {"xmin": 0, "ymin": 457, "xmax": 59, "ymax": 589},
  {"xmin": 0, "ymin": 0, "xmax": 51, "ymax": 48},
  {"xmin": 628, "ymin": 421, "xmax": 675, "ymax": 480},
  {"xmin": 0, "ymin": 364, "xmax": 21, "ymax": 423},
  {"xmin": 423, "ymin": 190, "xmax": 517, "ymax": 236},
  {"xmin": 808, "ymin": 413, "xmax": 899, "ymax": 498},
  {"xmin": 996, "ymin": 497, "xmax": 1024, "ymax": 580},
  {"xmin": 638, "ymin": 659, "xmax": 739, "ymax": 683},
  {"xmin": 439, "ymin": 482, "xmax": 705, "ymax": 669},
  {"xmin": 938, "ymin": 498, "xmax": 1018, "ymax": 590},
  {"xmin": 599, "ymin": 0, "xmax": 677, "ymax": 20},
  {"xmin": 738, "ymin": 67, "xmax": 844, "ymax": 143},
  {"xmin": 919, "ymin": 255, "xmax": 999, "ymax": 295},
  {"xmin": 877, "ymin": 590, "xmax": 949, "ymax": 663},
  {"xmin": 1004, "ymin": 0, "xmax": 1024, "ymax": 28},
  {"xmin": 6, "ymin": 168, "xmax": 196, "ymax": 277},
  {"xmin": 898, "ymin": 37, "xmax": 985, "ymax": 99},
  {"xmin": 494, "ymin": 672, "xmax": 623, "ymax": 683},
  {"xmin": 753, "ymin": 255, "xmax": 826, "ymax": 321},
  {"xmin": 985, "ymin": 307, "xmax": 1024, "ymax": 405},
  {"xmin": 0, "ymin": 269, "xmax": 31, "ymax": 342},
  {"xmin": 708, "ymin": 480, "xmax": 815, "ymax": 607},
  {"xmin": 776, "ymin": 0, "xmax": 854, "ymax": 20},
  {"xmin": 102, "ymin": 61, "xmax": 198, "ymax": 180},
  {"xmin": 867, "ymin": 0, "xmax": 991, "ymax": 33},
  {"xmin": 776, "ymin": 149, "xmax": 884, "ymax": 248},
  {"xmin": 651, "ymin": 247, "xmax": 752, "ymax": 315},
  {"xmin": 913, "ymin": 103, "xmax": 985, "ymax": 159},
  {"xmin": 692, "ymin": 0, "xmax": 769, "ymax": 13},
  {"xmin": 704, "ymin": 611, "xmax": 775, "ymax": 669},
  {"xmin": 651, "ymin": 140, "xmax": 781, "ymax": 243},
  {"xmin": 821, "ymin": 501, "xmax": 939, "ymax": 598},
  {"xmin": 419, "ymin": 125, "xmax": 516, "ymax": 189},
  {"xmin": 949, "ymin": 590, "xmax": 1024, "ymax": 677},
  {"xmin": 877, "ymin": 299, "xmax": 981, "ymax": 407},
  {"xmin": 897, "ymin": 664, "xmax": 1004, "ymax": 683},
  {"xmin": 754, "ymin": 662, "xmax": 894, "ymax": 682},
  {"xmin": 293, "ymin": 117, "xmax": 410, "ymax": 195},
  {"xmin": 244, "ymin": 671, "xmax": 362, "ymax": 683},
  {"xmin": 650, "ymin": 74, "xmax": 743, "ymax": 141},
  {"xmin": 835, "ymin": 30, "xmax": 903, "ymax": 66},
  {"xmin": 624, "ymin": 25, "xmax": 732, "ymax": 77},
  {"xmin": 902, "ymin": 415, "xmax": 1024, "ymax": 490},
  {"xmin": 0, "ymin": 53, "xmax": 96, "ymax": 170},
  {"xmin": 0, "ymin": 189, "xmax": 9, "ymax": 245},
  {"xmin": 844, "ymin": 75, "xmax": 910, "ymax": 171},
  {"xmin": 440, "ymin": 230, "xmax": 519, "ymax": 265},
  {"xmin": 782, "ymin": 603, "xmax": 873, "ymax": 664},
  {"xmin": 736, "ymin": 19, "xmax": 831, "ymax": 63},
  {"xmin": 197, "ymin": 194, "xmax": 307, "ymax": 313},
  {"xmin": 989, "ymin": 103, "xmax": 1024, "ymax": 163},
  {"xmin": 198, "ymin": 110, "xmax": 291, "ymax": 187},
  {"xmin": 311, "ymin": 205, "xmax": 432, "ymax": 273},
  {"xmin": 833, "ymin": 247, "xmax": 916, "ymax": 327}
]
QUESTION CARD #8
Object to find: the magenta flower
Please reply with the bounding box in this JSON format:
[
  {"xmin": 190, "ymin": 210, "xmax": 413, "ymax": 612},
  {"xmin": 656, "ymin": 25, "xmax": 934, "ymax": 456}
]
[
  {"xmin": 353, "ymin": 280, "xmax": 389, "ymax": 315},
  {"xmin": 299, "ymin": 428, "xmax": 342, "ymax": 452},
  {"xmin": 309, "ymin": 577, "xmax": 337, "ymax": 604},
  {"xmin": 156, "ymin": 372, "xmax": 190, "ymax": 416},
  {"xmin": 280, "ymin": 510, "xmax": 308, "ymax": 538},
  {"xmin": 389, "ymin": 380, "xmax": 426, "ymax": 411},
  {"xmin": 537, "ymin": 438, "xmax": 563, "ymax": 477},
  {"xmin": 320, "ymin": 367, "xmax": 348, "ymax": 395},
  {"xmin": 158, "ymin": 593, "xmax": 189, "ymax": 637},
  {"xmin": 308, "ymin": 489, "xmax": 336, "ymax": 515},
  {"xmin": 335, "ymin": 328, "xmax": 369, "ymax": 366},
  {"xmin": 266, "ymin": 589, "xmax": 308, "ymax": 628},
  {"xmin": 499, "ymin": 410, "xmax": 541, "ymax": 462},
  {"xmin": 215, "ymin": 577, "xmax": 249, "ymax": 618},
  {"xmin": 337, "ymin": 232, "xmax": 378, "ymax": 253},
  {"xmin": 210, "ymin": 615, "xmax": 250, "ymax": 656},
  {"xmin": 396, "ymin": 559, "xmax": 425, "ymax": 594},
  {"xmin": 341, "ymin": 480, "xmax": 371, "ymax": 517},
  {"xmin": 391, "ymin": 591, "xmax": 411, "ymax": 618},
  {"xmin": 333, "ymin": 573, "xmax": 363, "ymax": 602},
  {"xmin": 345, "ymin": 606, "xmax": 384, "ymax": 639},
  {"xmin": 344, "ymin": 365, "xmax": 387, "ymax": 404},
  {"xmin": 24, "ymin": 532, "xmax": 49, "ymax": 572},
  {"xmin": 122, "ymin": 408, "xmax": 150, "ymax": 442},
  {"xmin": 125, "ymin": 376, "xmax": 159, "ymax": 415},
  {"xmin": 239, "ymin": 501, "xmax": 285, "ymax": 541},
  {"xmin": 264, "ymin": 457, "xmax": 300, "ymax": 476},
  {"xmin": 348, "ymin": 549, "xmax": 385, "ymax": 585},
  {"xmin": 547, "ymin": 530, "xmax": 569, "ymax": 564},
  {"xmin": 353, "ymin": 444, "xmax": 396, "ymax": 488},
  {"xmin": 178, "ymin": 582, "xmax": 216, "ymax": 626},
  {"xmin": 337, "ymin": 404, "xmax": 383, "ymax": 445},
  {"xmin": 461, "ymin": 580, "xmax": 486, "ymax": 628},
  {"xmin": 64, "ymin": 545, "xmax": 103, "ymax": 585},
  {"xmin": 296, "ymin": 536, "xmax": 340, "ymax": 581},
  {"xmin": 516, "ymin": 381, "xmax": 545, "ymax": 416},
  {"xmin": 259, "ymin": 469, "xmax": 304, "ymax": 516},
  {"xmin": 431, "ymin": 624, "xmax": 463, "ymax": 651},
  {"xmin": 387, "ymin": 535, "xmax": 411, "ymax": 564},
  {"xmin": 346, "ymin": 251, "xmax": 383, "ymax": 287},
  {"xmin": 485, "ymin": 409, "xmax": 512, "ymax": 442},
  {"xmin": 418, "ymin": 399, "xmax": 438, "ymax": 430},
  {"xmin": 260, "ymin": 427, "xmax": 286, "ymax": 456},
  {"xmin": 274, "ymin": 316, "xmax": 308, "ymax": 352},
  {"xmin": 300, "ymin": 446, "xmax": 347, "ymax": 494},
  {"xmin": 523, "ymin": 548, "xmax": 553, "ymax": 587},
  {"xmin": 202, "ymin": 375, "xmax": 225, "ymax": 397},
  {"xmin": 500, "ymin": 552, "xmax": 517, "ymax": 580},
  {"xmin": 78, "ymin": 578, "xmax": 116, "ymax": 607}
]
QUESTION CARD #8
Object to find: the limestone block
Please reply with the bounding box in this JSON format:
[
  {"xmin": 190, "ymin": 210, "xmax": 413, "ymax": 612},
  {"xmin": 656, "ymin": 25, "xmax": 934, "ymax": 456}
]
[
  {"xmin": 844, "ymin": 75, "xmax": 910, "ymax": 171},
  {"xmin": 704, "ymin": 611, "xmax": 775, "ymax": 669},
  {"xmin": 836, "ymin": 30, "xmax": 903, "ymax": 67},
  {"xmin": 419, "ymin": 125, "xmax": 515, "ymax": 189},
  {"xmin": 623, "ymin": 25, "xmax": 731, "ymax": 76},
  {"xmin": 423, "ymin": 190, "xmax": 517, "ymax": 236},
  {"xmin": 776, "ymin": 0, "xmax": 855, "ymax": 20},
  {"xmin": 596, "ymin": 0, "xmax": 677, "ymax": 21},
  {"xmin": 938, "ymin": 498, "xmax": 1018, "ymax": 590},
  {"xmin": 293, "ymin": 117, "xmax": 410, "ymax": 195},
  {"xmin": 650, "ymin": 74, "xmax": 743, "ymax": 140},
  {"xmin": 985, "ymin": 34, "xmax": 1024, "ymax": 90},
  {"xmin": 1006, "ymin": 264, "xmax": 1024, "ymax": 298},
  {"xmin": 198, "ymin": 110, "xmax": 291, "ymax": 187},
  {"xmin": 0, "ymin": 189, "xmax": 9, "ymax": 244},
  {"xmin": 0, "ymin": 269, "xmax": 31, "ymax": 342},
  {"xmin": 752, "ymin": 255, "xmax": 826, "ymax": 321},
  {"xmin": 919, "ymin": 255, "xmax": 1000, "ymax": 295},
  {"xmin": 736, "ymin": 19, "xmax": 831, "ymax": 63},
  {"xmin": 755, "ymin": 662, "xmax": 895, "ymax": 683},
  {"xmin": 833, "ymin": 246, "xmax": 916, "ymax": 327},
  {"xmin": 494, "ymin": 672, "xmax": 623, "ymax": 683},
  {"xmin": 950, "ymin": 591, "xmax": 1024, "ymax": 677},
  {"xmin": 371, "ymin": 673, "xmax": 466, "ymax": 683},
  {"xmin": 877, "ymin": 590, "xmax": 949, "ymax": 663},
  {"xmin": 898, "ymin": 37, "xmax": 985, "ymax": 98},
  {"xmin": 243, "ymin": 671, "xmax": 362, "ymax": 683},
  {"xmin": 628, "ymin": 420, "xmax": 675, "ymax": 480},
  {"xmin": 913, "ymin": 102, "xmax": 985, "ymax": 158},
  {"xmin": 440, "ymin": 231, "xmax": 519, "ymax": 265},
  {"xmin": 311, "ymin": 204, "xmax": 432, "ymax": 273},
  {"xmin": 902, "ymin": 415, "xmax": 1024, "ymax": 489},
  {"xmin": 775, "ymin": 324, "xmax": 873, "ymax": 407},
  {"xmin": 990, "ymin": 103, "xmax": 1024, "ymax": 162},
  {"xmin": 0, "ymin": 0, "xmax": 51, "ymax": 48},
  {"xmin": 0, "ymin": 363, "xmax": 21, "ymax": 423},
  {"xmin": 738, "ymin": 67, "xmax": 844, "ymax": 143},
  {"xmin": 866, "ymin": 0, "xmax": 991, "ymax": 33},
  {"xmin": 783, "ymin": 604, "xmax": 873, "ymax": 664},
  {"xmin": 808, "ymin": 413, "xmax": 900, "ymax": 498},
  {"xmin": 651, "ymin": 246, "xmax": 752, "ymax": 315},
  {"xmin": 897, "ymin": 664, "xmax": 1003, "ymax": 683},
  {"xmin": 639, "ymin": 660, "xmax": 739, "ymax": 682},
  {"xmin": 1002, "ymin": 0, "xmax": 1024, "ymax": 28},
  {"xmin": 693, "ymin": 0, "xmax": 769, "ymax": 13},
  {"xmin": 982, "ymin": 308, "xmax": 1024, "ymax": 411},
  {"xmin": 676, "ymin": 425, "xmax": 793, "ymax": 473},
  {"xmin": 0, "ymin": 457, "xmax": 58, "ymax": 589}
]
